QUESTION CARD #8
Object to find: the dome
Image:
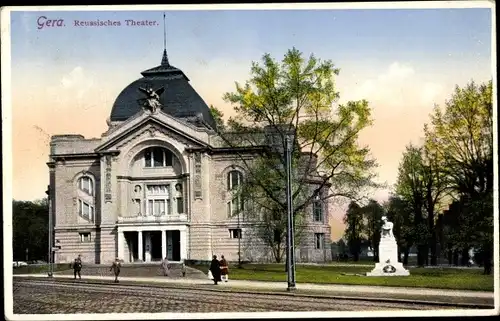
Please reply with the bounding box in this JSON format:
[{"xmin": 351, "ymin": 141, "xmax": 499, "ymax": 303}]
[{"xmin": 109, "ymin": 50, "xmax": 217, "ymax": 131}]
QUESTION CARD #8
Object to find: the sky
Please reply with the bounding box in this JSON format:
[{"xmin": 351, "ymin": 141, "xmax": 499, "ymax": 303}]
[{"xmin": 4, "ymin": 4, "xmax": 494, "ymax": 240}]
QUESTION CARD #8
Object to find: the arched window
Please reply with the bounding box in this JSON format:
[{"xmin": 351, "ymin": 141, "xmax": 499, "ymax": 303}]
[
  {"xmin": 79, "ymin": 176, "xmax": 93, "ymax": 195},
  {"xmin": 226, "ymin": 169, "xmax": 244, "ymax": 217},
  {"xmin": 144, "ymin": 147, "xmax": 174, "ymax": 168},
  {"xmin": 77, "ymin": 175, "xmax": 95, "ymax": 222},
  {"xmin": 227, "ymin": 170, "xmax": 243, "ymax": 191}
]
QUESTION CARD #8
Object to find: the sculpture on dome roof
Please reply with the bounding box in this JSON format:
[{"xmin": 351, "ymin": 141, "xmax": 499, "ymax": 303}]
[{"xmin": 138, "ymin": 86, "xmax": 165, "ymax": 113}]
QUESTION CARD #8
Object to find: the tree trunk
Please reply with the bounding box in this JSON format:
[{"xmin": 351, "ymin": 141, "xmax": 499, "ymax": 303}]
[
  {"xmin": 453, "ymin": 250, "xmax": 459, "ymax": 266},
  {"xmin": 429, "ymin": 232, "xmax": 437, "ymax": 266},
  {"xmin": 403, "ymin": 249, "xmax": 409, "ymax": 265},
  {"xmin": 461, "ymin": 248, "xmax": 469, "ymax": 266},
  {"xmin": 353, "ymin": 252, "xmax": 359, "ymax": 262},
  {"xmin": 417, "ymin": 245, "xmax": 427, "ymax": 267},
  {"xmin": 427, "ymin": 197, "xmax": 437, "ymax": 266},
  {"xmin": 483, "ymin": 246, "xmax": 492, "ymax": 275}
]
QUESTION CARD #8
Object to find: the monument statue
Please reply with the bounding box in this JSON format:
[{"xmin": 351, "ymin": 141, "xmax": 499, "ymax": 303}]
[
  {"xmin": 138, "ymin": 86, "xmax": 165, "ymax": 113},
  {"xmin": 366, "ymin": 216, "xmax": 410, "ymax": 276},
  {"xmin": 381, "ymin": 216, "xmax": 394, "ymax": 239}
]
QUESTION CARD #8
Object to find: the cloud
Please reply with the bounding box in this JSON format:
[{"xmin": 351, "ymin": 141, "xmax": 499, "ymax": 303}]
[
  {"xmin": 59, "ymin": 66, "xmax": 94, "ymax": 99},
  {"xmin": 344, "ymin": 62, "xmax": 444, "ymax": 110}
]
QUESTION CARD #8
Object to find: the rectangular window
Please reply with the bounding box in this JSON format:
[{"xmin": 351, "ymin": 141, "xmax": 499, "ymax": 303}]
[
  {"xmin": 148, "ymin": 200, "xmax": 154, "ymax": 216},
  {"xmin": 79, "ymin": 232, "xmax": 91, "ymax": 243},
  {"xmin": 78, "ymin": 199, "xmax": 94, "ymax": 222},
  {"xmin": 154, "ymin": 200, "xmax": 161, "ymax": 216},
  {"xmin": 229, "ymin": 228, "xmax": 242, "ymax": 239},
  {"xmin": 313, "ymin": 201, "xmax": 323, "ymax": 222},
  {"xmin": 314, "ymin": 233, "xmax": 325, "ymax": 249},
  {"xmin": 231, "ymin": 198, "xmax": 239, "ymax": 215}
]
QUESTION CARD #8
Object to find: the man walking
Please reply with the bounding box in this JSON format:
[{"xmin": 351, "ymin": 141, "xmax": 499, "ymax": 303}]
[
  {"xmin": 209, "ymin": 255, "xmax": 222, "ymax": 285},
  {"xmin": 110, "ymin": 257, "xmax": 121, "ymax": 283},
  {"xmin": 161, "ymin": 257, "xmax": 171, "ymax": 276},
  {"xmin": 73, "ymin": 255, "xmax": 82, "ymax": 280}
]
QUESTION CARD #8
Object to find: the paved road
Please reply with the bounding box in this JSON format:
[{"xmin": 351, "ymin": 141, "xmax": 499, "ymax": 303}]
[{"xmin": 13, "ymin": 279, "xmax": 460, "ymax": 314}]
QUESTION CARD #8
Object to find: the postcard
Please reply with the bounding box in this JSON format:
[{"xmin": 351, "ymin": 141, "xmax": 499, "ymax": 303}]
[{"xmin": 1, "ymin": 2, "xmax": 497, "ymax": 320}]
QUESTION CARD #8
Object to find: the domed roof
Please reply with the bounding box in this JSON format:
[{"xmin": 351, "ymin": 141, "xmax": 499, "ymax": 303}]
[{"xmin": 110, "ymin": 50, "xmax": 217, "ymax": 130}]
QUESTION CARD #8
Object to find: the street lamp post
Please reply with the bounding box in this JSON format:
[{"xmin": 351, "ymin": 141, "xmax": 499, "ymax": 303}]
[
  {"xmin": 237, "ymin": 209, "xmax": 242, "ymax": 268},
  {"xmin": 285, "ymin": 135, "xmax": 296, "ymax": 291},
  {"xmin": 45, "ymin": 186, "xmax": 53, "ymax": 277}
]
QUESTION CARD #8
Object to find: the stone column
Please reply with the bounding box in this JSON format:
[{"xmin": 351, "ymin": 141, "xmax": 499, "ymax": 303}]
[
  {"xmin": 161, "ymin": 230, "xmax": 167, "ymax": 260},
  {"xmin": 138, "ymin": 231, "xmax": 143, "ymax": 262},
  {"xmin": 145, "ymin": 232, "xmax": 152, "ymax": 262},
  {"xmin": 117, "ymin": 230, "xmax": 125, "ymax": 261},
  {"xmin": 180, "ymin": 229, "xmax": 187, "ymax": 261}
]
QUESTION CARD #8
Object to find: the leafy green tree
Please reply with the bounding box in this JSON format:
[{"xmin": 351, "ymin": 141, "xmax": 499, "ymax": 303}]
[
  {"xmin": 361, "ymin": 199, "xmax": 385, "ymax": 262},
  {"xmin": 209, "ymin": 104, "xmax": 226, "ymax": 131},
  {"xmin": 384, "ymin": 195, "xmax": 414, "ymax": 265},
  {"xmin": 13, "ymin": 199, "xmax": 49, "ymax": 262},
  {"xmin": 343, "ymin": 201, "xmax": 365, "ymax": 261},
  {"xmin": 395, "ymin": 144, "xmax": 429, "ymax": 266},
  {"xmin": 218, "ymin": 48, "xmax": 379, "ymax": 259},
  {"xmin": 424, "ymin": 80, "xmax": 493, "ymax": 274}
]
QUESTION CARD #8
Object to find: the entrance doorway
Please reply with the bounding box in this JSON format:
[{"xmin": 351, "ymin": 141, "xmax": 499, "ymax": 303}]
[
  {"xmin": 170, "ymin": 230, "xmax": 180, "ymax": 261},
  {"xmin": 150, "ymin": 231, "xmax": 162, "ymax": 261},
  {"xmin": 124, "ymin": 232, "xmax": 138, "ymax": 262},
  {"xmin": 123, "ymin": 230, "xmax": 182, "ymax": 263}
]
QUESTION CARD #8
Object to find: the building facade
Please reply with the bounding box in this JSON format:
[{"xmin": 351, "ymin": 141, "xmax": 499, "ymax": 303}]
[{"xmin": 48, "ymin": 50, "xmax": 332, "ymax": 264}]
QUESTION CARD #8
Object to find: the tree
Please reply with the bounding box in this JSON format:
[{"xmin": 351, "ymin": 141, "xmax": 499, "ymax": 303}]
[
  {"xmin": 209, "ymin": 104, "xmax": 226, "ymax": 131},
  {"xmin": 424, "ymin": 80, "xmax": 493, "ymax": 274},
  {"xmin": 361, "ymin": 199, "xmax": 385, "ymax": 262},
  {"xmin": 12, "ymin": 199, "xmax": 49, "ymax": 262},
  {"xmin": 343, "ymin": 201, "xmax": 365, "ymax": 261},
  {"xmin": 395, "ymin": 144, "xmax": 429, "ymax": 266},
  {"xmin": 218, "ymin": 48, "xmax": 379, "ymax": 261},
  {"xmin": 384, "ymin": 195, "xmax": 414, "ymax": 265}
]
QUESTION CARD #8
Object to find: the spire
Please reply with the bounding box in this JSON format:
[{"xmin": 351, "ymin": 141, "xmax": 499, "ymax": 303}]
[{"xmin": 161, "ymin": 12, "xmax": 170, "ymax": 66}]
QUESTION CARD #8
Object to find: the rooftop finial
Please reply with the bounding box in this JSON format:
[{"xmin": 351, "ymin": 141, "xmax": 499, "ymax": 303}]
[{"xmin": 161, "ymin": 12, "xmax": 170, "ymax": 66}]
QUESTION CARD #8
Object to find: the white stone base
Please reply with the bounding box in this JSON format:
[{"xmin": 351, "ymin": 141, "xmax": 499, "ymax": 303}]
[{"xmin": 366, "ymin": 262, "xmax": 410, "ymax": 276}]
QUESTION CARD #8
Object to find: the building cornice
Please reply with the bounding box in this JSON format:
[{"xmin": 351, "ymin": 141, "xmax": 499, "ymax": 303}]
[
  {"xmin": 185, "ymin": 145, "xmax": 267, "ymax": 155},
  {"xmin": 116, "ymin": 173, "xmax": 190, "ymax": 181}
]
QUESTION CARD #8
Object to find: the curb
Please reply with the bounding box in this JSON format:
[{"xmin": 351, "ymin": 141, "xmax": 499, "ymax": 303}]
[{"xmin": 14, "ymin": 276, "xmax": 494, "ymax": 309}]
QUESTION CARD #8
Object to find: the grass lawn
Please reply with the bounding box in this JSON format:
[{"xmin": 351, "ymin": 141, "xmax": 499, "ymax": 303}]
[
  {"xmin": 12, "ymin": 264, "xmax": 72, "ymax": 275},
  {"xmin": 192, "ymin": 263, "xmax": 494, "ymax": 292}
]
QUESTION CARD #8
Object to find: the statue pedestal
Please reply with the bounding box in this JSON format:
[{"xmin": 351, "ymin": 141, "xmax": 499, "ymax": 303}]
[{"xmin": 366, "ymin": 237, "xmax": 410, "ymax": 277}]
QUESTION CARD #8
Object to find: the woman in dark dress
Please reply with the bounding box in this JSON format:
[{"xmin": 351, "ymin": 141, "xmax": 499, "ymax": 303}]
[{"xmin": 209, "ymin": 255, "xmax": 222, "ymax": 285}]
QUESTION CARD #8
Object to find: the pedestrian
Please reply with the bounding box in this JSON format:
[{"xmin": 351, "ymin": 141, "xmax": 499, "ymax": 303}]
[
  {"xmin": 209, "ymin": 255, "xmax": 222, "ymax": 285},
  {"xmin": 220, "ymin": 255, "xmax": 229, "ymax": 283},
  {"xmin": 72, "ymin": 255, "xmax": 82, "ymax": 280},
  {"xmin": 181, "ymin": 260, "xmax": 187, "ymax": 277},
  {"xmin": 161, "ymin": 256, "xmax": 171, "ymax": 276},
  {"xmin": 110, "ymin": 257, "xmax": 121, "ymax": 283}
]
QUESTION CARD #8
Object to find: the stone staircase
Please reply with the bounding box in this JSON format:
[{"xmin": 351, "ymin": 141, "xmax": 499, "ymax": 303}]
[{"xmin": 55, "ymin": 262, "xmax": 207, "ymax": 279}]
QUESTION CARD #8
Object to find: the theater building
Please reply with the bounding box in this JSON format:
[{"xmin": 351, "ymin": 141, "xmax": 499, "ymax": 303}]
[{"xmin": 47, "ymin": 50, "xmax": 332, "ymax": 264}]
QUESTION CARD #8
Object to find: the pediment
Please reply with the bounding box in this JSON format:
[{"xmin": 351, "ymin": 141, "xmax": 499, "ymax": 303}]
[{"xmin": 95, "ymin": 112, "xmax": 210, "ymax": 153}]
